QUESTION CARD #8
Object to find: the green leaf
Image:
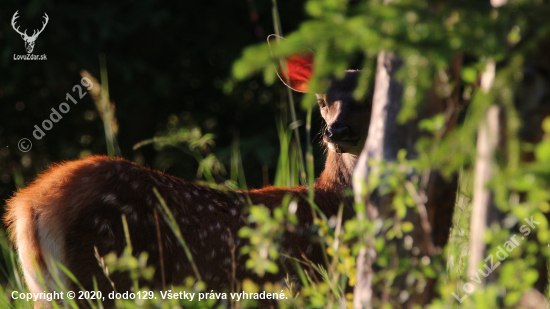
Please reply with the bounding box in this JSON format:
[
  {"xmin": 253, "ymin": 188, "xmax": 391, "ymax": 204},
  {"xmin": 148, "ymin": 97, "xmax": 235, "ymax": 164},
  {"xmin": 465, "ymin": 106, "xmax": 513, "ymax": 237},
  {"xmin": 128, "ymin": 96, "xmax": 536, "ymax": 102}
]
[
  {"xmin": 535, "ymin": 142, "xmax": 550, "ymax": 163},
  {"xmin": 402, "ymin": 222, "xmax": 414, "ymax": 233},
  {"xmin": 461, "ymin": 67, "xmax": 478, "ymax": 83}
]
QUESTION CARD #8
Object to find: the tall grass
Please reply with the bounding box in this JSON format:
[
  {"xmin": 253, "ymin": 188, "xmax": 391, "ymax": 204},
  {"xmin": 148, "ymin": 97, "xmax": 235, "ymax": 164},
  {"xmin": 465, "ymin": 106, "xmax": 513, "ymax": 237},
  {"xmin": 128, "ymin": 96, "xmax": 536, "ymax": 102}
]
[
  {"xmin": 80, "ymin": 56, "xmax": 120, "ymax": 158},
  {"xmin": 273, "ymin": 115, "xmax": 301, "ymax": 188},
  {"xmin": 271, "ymin": 0, "xmax": 308, "ymax": 187}
]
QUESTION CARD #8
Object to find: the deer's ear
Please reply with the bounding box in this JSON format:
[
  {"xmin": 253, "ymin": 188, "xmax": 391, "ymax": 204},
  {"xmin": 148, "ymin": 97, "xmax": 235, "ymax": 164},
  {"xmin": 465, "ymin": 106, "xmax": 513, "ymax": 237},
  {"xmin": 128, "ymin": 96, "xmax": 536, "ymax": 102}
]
[{"xmin": 268, "ymin": 35, "xmax": 314, "ymax": 93}]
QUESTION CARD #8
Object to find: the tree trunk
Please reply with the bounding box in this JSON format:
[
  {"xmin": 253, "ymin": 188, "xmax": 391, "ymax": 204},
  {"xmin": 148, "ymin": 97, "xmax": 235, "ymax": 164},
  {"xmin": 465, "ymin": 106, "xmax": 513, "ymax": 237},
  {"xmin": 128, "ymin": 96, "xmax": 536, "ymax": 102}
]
[{"xmin": 353, "ymin": 51, "xmax": 463, "ymax": 308}]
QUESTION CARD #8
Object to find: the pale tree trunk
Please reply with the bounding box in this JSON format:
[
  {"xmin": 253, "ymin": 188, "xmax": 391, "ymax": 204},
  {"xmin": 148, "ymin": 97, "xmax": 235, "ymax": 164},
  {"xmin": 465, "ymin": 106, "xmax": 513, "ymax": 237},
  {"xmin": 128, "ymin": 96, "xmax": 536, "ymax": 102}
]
[
  {"xmin": 353, "ymin": 51, "xmax": 405, "ymax": 309},
  {"xmin": 467, "ymin": 104, "xmax": 500, "ymax": 281},
  {"xmin": 352, "ymin": 51, "xmax": 462, "ymax": 308},
  {"xmin": 466, "ymin": 61, "xmax": 499, "ymax": 281}
]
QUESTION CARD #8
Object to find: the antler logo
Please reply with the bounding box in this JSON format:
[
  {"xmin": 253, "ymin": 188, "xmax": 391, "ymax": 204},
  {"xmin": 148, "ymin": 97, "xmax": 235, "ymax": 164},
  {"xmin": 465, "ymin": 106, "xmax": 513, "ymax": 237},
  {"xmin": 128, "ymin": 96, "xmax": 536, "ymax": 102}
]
[{"xmin": 11, "ymin": 11, "xmax": 49, "ymax": 54}]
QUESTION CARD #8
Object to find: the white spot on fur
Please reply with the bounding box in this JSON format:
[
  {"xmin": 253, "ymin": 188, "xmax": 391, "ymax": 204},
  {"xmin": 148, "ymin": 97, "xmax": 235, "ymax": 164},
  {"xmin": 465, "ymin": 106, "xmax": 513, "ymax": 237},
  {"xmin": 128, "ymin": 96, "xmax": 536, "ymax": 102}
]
[{"xmin": 102, "ymin": 193, "xmax": 117, "ymax": 204}]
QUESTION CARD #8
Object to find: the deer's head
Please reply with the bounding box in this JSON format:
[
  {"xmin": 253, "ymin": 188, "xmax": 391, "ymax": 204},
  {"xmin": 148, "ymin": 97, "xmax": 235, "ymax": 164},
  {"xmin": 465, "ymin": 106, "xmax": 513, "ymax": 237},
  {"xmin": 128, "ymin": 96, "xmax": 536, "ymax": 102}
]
[
  {"xmin": 315, "ymin": 72, "xmax": 371, "ymax": 155},
  {"xmin": 270, "ymin": 36, "xmax": 371, "ymax": 156},
  {"xmin": 11, "ymin": 11, "xmax": 49, "ymax": 54}
]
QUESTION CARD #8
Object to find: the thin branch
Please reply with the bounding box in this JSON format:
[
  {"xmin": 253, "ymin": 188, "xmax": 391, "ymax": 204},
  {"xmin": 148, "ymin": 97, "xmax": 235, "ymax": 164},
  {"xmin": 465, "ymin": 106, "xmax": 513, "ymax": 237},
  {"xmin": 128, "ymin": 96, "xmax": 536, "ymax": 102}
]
[{"xmin": 405, "ymin": 181, "xmax": 435, "ymax": 255}]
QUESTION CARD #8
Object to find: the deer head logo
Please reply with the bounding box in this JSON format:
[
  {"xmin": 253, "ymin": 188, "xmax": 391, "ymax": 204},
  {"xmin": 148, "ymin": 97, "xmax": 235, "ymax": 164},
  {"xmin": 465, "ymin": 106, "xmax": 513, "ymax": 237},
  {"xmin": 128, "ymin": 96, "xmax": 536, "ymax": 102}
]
[{"xmin": 11, "ymin": 11, "xmax": 49, "ymax": 54}]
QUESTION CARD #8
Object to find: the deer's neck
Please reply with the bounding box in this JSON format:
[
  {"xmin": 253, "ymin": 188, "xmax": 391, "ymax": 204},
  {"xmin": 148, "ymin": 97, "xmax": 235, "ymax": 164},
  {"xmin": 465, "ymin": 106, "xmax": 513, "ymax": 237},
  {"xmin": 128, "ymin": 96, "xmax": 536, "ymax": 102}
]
[
  {"xmin": 313, "ymin": 151, "xmax": 357, "ymax": 216},
  {"xmin": 247, "ymin": 151, "xmax": 357, "ymax": 217},
  {"xmin": 315, "ymin": 151, "xmax": 357, "ymax": 191}
]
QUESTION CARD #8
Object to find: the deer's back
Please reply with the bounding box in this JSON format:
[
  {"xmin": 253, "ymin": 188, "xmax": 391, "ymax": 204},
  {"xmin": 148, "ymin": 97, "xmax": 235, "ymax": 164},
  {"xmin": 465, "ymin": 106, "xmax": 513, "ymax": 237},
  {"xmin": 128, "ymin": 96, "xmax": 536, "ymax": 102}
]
[{"xmin": 5, "ymin": 155, "xmax": 327, "ymax": 295}]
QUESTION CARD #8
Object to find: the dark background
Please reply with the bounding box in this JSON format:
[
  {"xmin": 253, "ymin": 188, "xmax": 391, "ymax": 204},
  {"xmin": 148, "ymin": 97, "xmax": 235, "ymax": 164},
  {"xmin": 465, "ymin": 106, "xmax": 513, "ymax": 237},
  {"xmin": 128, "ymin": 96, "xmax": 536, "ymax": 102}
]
[{"xmin": 0, "ymin": 0, "xmax": 328, "ymax": 207}]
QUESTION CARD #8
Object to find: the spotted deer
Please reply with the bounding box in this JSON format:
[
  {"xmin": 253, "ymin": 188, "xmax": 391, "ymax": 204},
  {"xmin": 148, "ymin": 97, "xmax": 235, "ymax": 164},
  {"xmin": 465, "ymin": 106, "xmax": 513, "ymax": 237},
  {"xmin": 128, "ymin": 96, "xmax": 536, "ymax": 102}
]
[{"xmin": 4, "ymin": 44, "xmax": 372, "ymax": 307}]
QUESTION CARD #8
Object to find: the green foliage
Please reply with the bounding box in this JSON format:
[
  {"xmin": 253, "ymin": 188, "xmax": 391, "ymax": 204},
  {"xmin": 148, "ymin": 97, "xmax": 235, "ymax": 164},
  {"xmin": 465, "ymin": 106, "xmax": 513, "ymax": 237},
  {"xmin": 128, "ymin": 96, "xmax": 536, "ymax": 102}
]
[{"xmin": 239, "ymin": 195, "xmax": 298, "ymax": 276}]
